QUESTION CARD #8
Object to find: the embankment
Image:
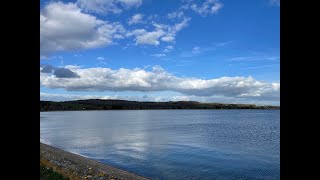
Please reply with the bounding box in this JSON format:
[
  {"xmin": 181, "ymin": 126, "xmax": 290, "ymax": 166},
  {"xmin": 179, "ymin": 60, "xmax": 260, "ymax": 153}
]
[{"xmin": 40, "ymin": 142, "xmax": 149, "ymax": 180}]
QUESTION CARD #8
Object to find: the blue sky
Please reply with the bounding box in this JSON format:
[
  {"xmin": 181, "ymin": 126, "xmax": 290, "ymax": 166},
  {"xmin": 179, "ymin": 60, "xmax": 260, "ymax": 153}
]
[{"xmin": 40, "ymin": 0, "xmax": 280, "ymax": 105}]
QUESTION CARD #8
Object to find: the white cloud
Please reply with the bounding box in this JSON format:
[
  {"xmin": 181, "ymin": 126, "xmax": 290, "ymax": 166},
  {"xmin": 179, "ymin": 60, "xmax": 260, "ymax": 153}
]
[
  {"xmin": 40, "ymin": 92, "xmax": 112, "ymax": 102},
  {"xmin": 40, "ymin": 65, "xmax": 280, "ymax": 103},
  {"xmin": 118, "ymin": 0, "xmax": 142, "ymax": 8},
  {"xmin": 40, "ymin": 92, "xmax": 279, "ymax": 105},
  {"xmin": 40, "ymin": 2, "xmax": 126, "ymax": 56},
  {"xmin": 240, "ymin": 64, "xmax": 278, "ymax": 70},
  {"xmin": 40, "ymin": 0, "xmax": 223, "ymax": 55},
  {"xmin": 54, "ymin": 68, "xmax": 80, "ymax": 78},
  {"xmin": 188, "ymin": 0, "xmax": 223, "ymax": 16},
  {"xmin": 77, "ymin": 0, "xmax": 121, "ymax": 14},
  {"xmin": 64, "ymin": 65, "xmax": 82, "ymax": 70},
  {"xmin": 228, "ymin": 56, "xmax": 280, "ymax": 62},
  {"xmin": 161, "ymin": 36, "xmax": 175, "ymax": 42},
  {"xmin": 135, "ymin": 29, "xmax": 165, "ymax": 45},
  {"xmin": 163, "ymin": 45, "xmax": 174, "ymax": 52},
  {"xmin": 41, "ymin": 1, "xmax": 192, "ymax": 53},
  {"xmin": 40, "ymin": 55, "xmax": 63, "ymax": 60},
  {"xmin": 77, "ymin": 0, "xmax": 142, "ymax": 14},
  {"xmin": 73, "ymin": 54, "xmax": 83, "ymax": 57},
  {"xmin": 97, "ymin": 57, "xmax": 105, "ymax": 60},
  {"xmin": 126, "ymin": 29, "xmax": 146, "ymax": 36},
  {"xmin": 147, "ymin": 14, "xmax": 160, "ymax": 21},
  {"xmin": 166, "ymin": 45, "xmax": 174, "ymax": 50},
  {"xmin": 192, "ymin": 46, "xmax": 201, "ymax": 54},
  {"xmin": 40, "ymin": 92, "xmax": 186, "ymax": 103},
  {"xmin": 174, "ymin": 17, "xmax": 190, "ymax": 31},
  {"xmin": 127, "ymin": 24, "xmax": 168, "ymax": 45},
  {"xmin": 180, "ymin": 42, "xmax": 231, "ymax": 57},
  {"xmin": 96, "ymin": 57, "xmax": 107, "ymax": 66},
  {"xmin": 40, "ymin": 65, "xmax": 81, "ymax": 78},
  {"xmin": 127, "ymin": 17, "xmax": 190, "ymax": 46},
  {"xmin": 151, "ymin": 53, "xmax": 166, "ymax": 58},
  {"xmin": 167, "ymin": 11, "xmax": 185, "ymax": 20},
  {"xmin": 270, "ymin": 0, "xmax": 280, "ymax": 6},
  {"xmin": 128, "ymin": 13, "xmax": 144, "ymax": 25}
]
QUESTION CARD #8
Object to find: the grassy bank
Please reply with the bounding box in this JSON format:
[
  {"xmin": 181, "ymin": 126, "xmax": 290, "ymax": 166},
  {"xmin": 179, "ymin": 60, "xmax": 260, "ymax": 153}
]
[{"xmin": 40, "ymin": 164, "xmax": 69, "ymax": 180}]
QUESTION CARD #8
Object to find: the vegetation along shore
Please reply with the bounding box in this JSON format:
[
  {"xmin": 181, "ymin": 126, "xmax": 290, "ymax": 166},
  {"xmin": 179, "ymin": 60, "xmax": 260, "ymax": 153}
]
[{"xmin": 40, "ymin": 99, "xmax": 279, "ymax": 111}]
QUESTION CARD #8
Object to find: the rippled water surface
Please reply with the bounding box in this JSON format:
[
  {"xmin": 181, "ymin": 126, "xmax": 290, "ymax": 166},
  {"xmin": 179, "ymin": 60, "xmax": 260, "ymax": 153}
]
[{"xmin": 40, "ymin": 110, "xmax": 280, "ymax": 180}]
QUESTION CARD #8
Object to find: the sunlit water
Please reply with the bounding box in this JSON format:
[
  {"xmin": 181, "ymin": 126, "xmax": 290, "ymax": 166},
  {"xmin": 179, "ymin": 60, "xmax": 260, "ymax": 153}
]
[{"xmin": 40, "ymin": 110, "xmax": 280, "ymax": 180}]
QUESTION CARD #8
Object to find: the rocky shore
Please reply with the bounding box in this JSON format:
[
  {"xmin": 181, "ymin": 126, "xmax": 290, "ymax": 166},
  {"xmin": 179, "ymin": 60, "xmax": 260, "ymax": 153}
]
[{"xmin": 40, "ymin": 143, "xmax": 149, "ymax": 180}]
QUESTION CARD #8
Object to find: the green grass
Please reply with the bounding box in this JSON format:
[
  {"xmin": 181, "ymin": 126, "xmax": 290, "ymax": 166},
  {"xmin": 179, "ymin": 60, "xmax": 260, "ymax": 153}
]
[{"xmin": 40, "ymin": 165, "xmax": 69, "ymax": 180}]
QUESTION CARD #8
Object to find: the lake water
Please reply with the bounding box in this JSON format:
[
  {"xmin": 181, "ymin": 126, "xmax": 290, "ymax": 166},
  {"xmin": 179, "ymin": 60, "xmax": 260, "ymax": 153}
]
[{"xmin": 40, "ymin": 110, "xmax": 280, "ymax": 180}]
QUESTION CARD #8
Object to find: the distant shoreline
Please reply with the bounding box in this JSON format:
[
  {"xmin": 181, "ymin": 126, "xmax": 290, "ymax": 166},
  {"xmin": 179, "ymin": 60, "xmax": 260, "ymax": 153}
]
[
  {"xmin": 40, "ymin": 99, "xmax": 279, "ymax": 112},
  {"xmin": 40, "ymin": 108, "xmax": 279, "ymax": 112},
  {"xmin": 40, "ymin": 142, "xmax": 149, "ymax": 180}
]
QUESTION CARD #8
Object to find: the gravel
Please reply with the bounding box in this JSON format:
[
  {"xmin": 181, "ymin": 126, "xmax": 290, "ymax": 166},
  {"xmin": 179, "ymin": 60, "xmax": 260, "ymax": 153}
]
[{"xmin": 40, "ymin": 142, "xmax": 149, "ymax": 180}]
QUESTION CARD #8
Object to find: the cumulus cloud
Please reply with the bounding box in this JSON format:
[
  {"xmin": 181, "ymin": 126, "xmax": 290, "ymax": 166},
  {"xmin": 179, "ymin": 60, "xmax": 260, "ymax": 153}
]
[
  {"xmin": 77, "ymin": 0, "xmax": 121, "ymax": 14},
  {"xmin": 128, "ymin": 13, "xmax": 144, "ymax": 25},
  {"xmin": 41, "ymin": 65, "xmax": 56, "ymax": 73},
  {"xmin": 40, "ymin": 92, "xmax": 110, "ymax": 102},
  {"xmin": 127, "ymin": 17, "xmax": 190, "ymax": 45},
  {"xmin": 160, "ymin": 36, "xmax": 175, "ymax": 42},
  {"xmin": 186, "ymin": 0, "xmax": 223, "ymax": 16},
  {"xmin": 40, "ymin": 65, "xmax": 80, "ymax": 78},
  {"xmin": 40, "ymin": 92, "xmax": 189, "ymax": 103},
  {"xmin": 77, "ymin": 0, "xmax": 142, "ymax": 14},
  {"xmin": 126, "ymin": 28, "xmax": 165, "ymax": 45},
  {"xmin": 40, "ymin": 92, "xmax": 279, "ymax": 105},
  {"xmin": 135, "ymin": 30, "xmax": 165, "ymax": 45},
  {"xmin": 40, "ymin": 65, "xmax": 279, "ymax": 103},
  {"xmin": 40, "ymin": 92, "xmax": 167, "ymax": 102},
  {"xmin": 64, "ymin": 65, "xmax": 82, "ymax": 70},
  {"xmin": 40, "ymin": 0, "xmax": 224, "ymax": 55},
  {"xmin": 40, "ymin": 2, "xmax": 126, "ymax": 56},
  {"xmin": 53, "ymin": 68, "xmax": 80, "ymax": 78}
]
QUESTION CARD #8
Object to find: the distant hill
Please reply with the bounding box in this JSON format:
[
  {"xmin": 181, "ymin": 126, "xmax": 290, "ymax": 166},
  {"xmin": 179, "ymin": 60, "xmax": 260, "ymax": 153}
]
[{"xmin": 40, "ymin": 99, "xmax": 279, "ymax": 111}]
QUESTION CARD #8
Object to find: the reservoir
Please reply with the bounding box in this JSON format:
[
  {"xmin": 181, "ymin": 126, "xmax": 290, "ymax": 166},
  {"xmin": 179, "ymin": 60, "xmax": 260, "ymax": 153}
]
[{"xmin": 40, "ymin": 110, "xmax": 280, "ymax": 180}]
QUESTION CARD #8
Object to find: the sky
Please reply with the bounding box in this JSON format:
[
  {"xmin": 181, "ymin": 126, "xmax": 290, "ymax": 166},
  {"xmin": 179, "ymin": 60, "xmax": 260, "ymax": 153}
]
[{"xmin": 40, "ymin": 0, "xmax": 280, "ymax": 105}]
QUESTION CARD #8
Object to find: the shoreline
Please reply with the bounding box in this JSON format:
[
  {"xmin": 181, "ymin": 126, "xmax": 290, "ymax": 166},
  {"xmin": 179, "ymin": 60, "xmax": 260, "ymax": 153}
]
[
  {"xmin": 40, "ymin": 142, "xmax": 149, "ymax": 180},
  {"xmin": 40, "ymin": 99, "xmax": 279, "ymax": 112},
  {"xmin": 40, "ymin": 108, "xmax": 280, "ymax": 112}
]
